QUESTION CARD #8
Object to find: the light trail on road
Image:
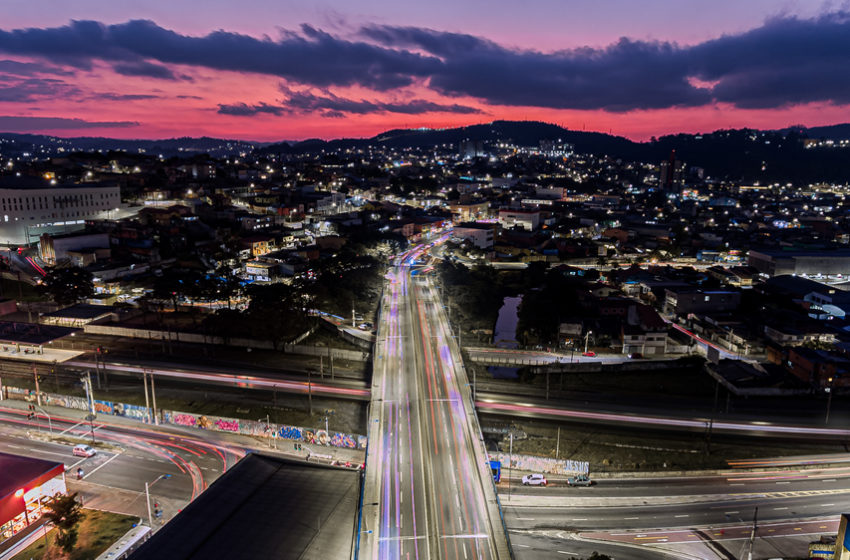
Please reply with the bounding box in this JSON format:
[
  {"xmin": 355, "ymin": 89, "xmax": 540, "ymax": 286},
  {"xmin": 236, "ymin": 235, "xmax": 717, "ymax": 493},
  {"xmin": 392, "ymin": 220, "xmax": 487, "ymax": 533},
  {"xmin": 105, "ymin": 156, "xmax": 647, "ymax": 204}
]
[
  {"xmin": 65, "ymin": 360, "xmax": 370, "ymax": 400},
  {"xmin": 361, "ymin": 240, "xmax": 508, "ymax": 559},
  {"xmin": 476, "ymin": 399, "xmax": 850, "ymax": 439}
]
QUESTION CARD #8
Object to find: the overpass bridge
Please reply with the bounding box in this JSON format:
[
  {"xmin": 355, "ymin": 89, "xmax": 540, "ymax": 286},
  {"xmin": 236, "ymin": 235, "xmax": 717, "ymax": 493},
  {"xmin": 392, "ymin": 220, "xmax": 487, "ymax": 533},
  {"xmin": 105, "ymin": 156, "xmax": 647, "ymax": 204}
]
[{"xmin": 358, "ymin": 249, "xmax": 512, "ymax": 559}]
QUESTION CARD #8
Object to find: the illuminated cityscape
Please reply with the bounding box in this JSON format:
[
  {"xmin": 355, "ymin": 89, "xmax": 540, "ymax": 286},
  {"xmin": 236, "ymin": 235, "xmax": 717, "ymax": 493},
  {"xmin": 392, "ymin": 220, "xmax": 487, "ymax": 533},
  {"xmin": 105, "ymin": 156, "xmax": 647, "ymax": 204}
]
[{"xmin": 1, "ymin": 3, "xmax": 850, "ymax": 560}]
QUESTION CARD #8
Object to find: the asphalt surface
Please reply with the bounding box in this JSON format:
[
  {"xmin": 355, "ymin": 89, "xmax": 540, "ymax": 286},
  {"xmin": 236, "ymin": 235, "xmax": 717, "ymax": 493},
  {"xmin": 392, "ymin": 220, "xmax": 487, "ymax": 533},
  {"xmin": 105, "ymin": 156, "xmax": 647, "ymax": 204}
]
[
  {"xmin": 0, "ymin": 405, "xmax": 242, "ymax": 506},
  {"xmin": 361, "ymin": 248, "xmax": 508, "ymax": 559},
  {"xmin": 497, "ymin": 460, "xmax": 850, "ymax": 559}
]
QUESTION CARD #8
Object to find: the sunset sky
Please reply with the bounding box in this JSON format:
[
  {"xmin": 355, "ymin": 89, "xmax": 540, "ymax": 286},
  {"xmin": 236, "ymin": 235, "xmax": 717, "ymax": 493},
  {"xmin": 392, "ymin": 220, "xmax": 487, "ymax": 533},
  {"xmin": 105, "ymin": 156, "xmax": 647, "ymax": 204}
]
[{"xmin": 0, "ymin": 0, "xmax": 847, "ymax": 141}]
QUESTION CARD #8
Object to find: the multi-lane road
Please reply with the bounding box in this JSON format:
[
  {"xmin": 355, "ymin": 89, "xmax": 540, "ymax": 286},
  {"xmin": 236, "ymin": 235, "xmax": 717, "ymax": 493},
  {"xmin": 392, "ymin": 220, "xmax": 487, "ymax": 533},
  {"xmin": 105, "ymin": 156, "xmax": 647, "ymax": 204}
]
[
  {"xmin": 361, "ymin": 248, "xmax": 510, "ymax": 559},
  {"xmin": 502, "ymin": 462, "xmax": 850, "ymax": 559},
  {"xmin": 0, "ymin": 404, "xmax": 244, "ymax": 519}
]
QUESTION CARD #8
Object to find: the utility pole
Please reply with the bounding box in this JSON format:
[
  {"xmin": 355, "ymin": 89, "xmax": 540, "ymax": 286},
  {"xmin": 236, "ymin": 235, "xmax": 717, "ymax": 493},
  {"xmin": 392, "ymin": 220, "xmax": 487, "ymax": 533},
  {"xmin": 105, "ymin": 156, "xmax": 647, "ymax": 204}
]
[
  {"xmin": 307, "ymin": 366, "xmax": 313, "ymax": 416},
  {"xmin": 83, "ymin": 371, "xmax": 95, "ymax": 444},
  {"xmin": 142, "ymin": 370, "xmax": 151, "ymax": 423},
  {"xmin": 150, "ymin": 372, "xmax": 158, "ymax": 425},
  {"xmin": 330, "ymin": 353, "xmax": 334, "ymax": 381},
  {"xmin": 825, "ymin": 377, "xmax": 834, "ymax": 425},
  {"xmin": 32, "ymin": 364, "xmax": 41, "ymax": 407},
  {"xmin": 746, "ymin": 506, "xmax": 758, "ymax": 560},
  {"xmin": 320, "ymin": 355, "xmax": 324, "ymax": 380},
  {"xmin": 555, "ymin": 426, "xmax": 560, "ymax": 460},
  {"xmin": 507, "ymin": 432, "xmax": 513, "ymax": 502}
]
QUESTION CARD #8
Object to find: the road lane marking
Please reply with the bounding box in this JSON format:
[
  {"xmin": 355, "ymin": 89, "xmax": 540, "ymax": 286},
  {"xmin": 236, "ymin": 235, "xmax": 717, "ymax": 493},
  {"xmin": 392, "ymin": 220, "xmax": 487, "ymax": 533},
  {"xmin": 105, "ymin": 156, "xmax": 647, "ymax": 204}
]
[
  {"xmin": 84, "ymin": 451, "xmax": 121, "ymax": 479},
  {"xmin": 724, "ymin": 511, "xmax": 739, "ymax": 514},
  {"xmin": 572, "ymin": 518, "xmax": 587, "ymax": 521},
  {"xmin": 674, "ymin": 514, "xmax": 689, "ymax": 518},
  {"xmin": 515, "ymin": 518, "xmax": 536, "ymax": 521},
  {"xmin": 58, "ymin": 420, "xmax": 85, "ymax": 435},
  {"xmin": 773, "ymin": 507, "xmax": 789, "ymax": 510},
  {"xmin": 623, "ymin": 517, "xmax": 639, "ymax": 520},
  {"xmin": 557, "ymin": 552, "xmax": 577, "ymax": 555},
  {"xmin": 823, "ymin": 504, "xmax": 835, "ymax": 507}
]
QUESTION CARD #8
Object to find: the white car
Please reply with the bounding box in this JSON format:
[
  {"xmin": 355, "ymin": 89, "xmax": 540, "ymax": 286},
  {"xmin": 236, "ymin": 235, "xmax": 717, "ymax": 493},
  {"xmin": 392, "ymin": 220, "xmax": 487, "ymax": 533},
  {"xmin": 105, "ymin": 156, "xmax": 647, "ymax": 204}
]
[
  {"xmin": 72, "ymin": 444, "xmax": 97, "ymax": 457},
  {"xmin": 521, "ymin": 473, "xmax": 548, "ymax": 486}
]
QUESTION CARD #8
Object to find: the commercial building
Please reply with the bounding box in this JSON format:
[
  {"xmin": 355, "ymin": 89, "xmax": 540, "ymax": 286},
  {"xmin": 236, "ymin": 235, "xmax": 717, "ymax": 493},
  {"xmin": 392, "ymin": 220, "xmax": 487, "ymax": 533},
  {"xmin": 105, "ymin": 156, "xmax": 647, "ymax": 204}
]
[
  {"xmin": 663, "ymin": 289, "xmax": 741, "ymax": 316},
  {"xmin": 748, "ymin": 249, "xmax": 850, "ymax": 277},
  {"xmin": 0, "ymin": 452, "xmax": 66, "ymax": 548},
  {"xmin": 498, "ymin": 209, "xmax": 540, "ymax": 231},
  {"xmin": 38, "ymin": 231, "xmax": 111, "ymax": 266},
  {"xmin": 452, "ymin": 223, "xmax": 494, "ymax": 249},
  {"xmin": 0, "ymin": 177, "xmax": 122, "ymax": 245}
]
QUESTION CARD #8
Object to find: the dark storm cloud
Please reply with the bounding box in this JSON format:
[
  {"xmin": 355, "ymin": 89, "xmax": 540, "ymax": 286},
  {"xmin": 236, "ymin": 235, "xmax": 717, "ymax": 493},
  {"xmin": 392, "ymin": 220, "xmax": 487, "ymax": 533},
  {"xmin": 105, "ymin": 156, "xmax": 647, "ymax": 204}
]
[
  {"xmin": 0, "ymin": 115, "xmax": 137, "ymax": 131},
  {"xmin": 282, "ymin": 88, "xmax": 483, "ymax": 116},
  {"xmin": 111, "ymin": 60, "xmax": 180, "ymax": 80},
  {"xmin": 362, "ymin": 12, "xmax": 850, "ymax": 110},
  {"xmin": 92, "ymin": 92, "xmax": 160, "ymax": 101},
  {"xmin": 0, "ymin": 19, "xmax": 439, "ymax": 91},
  {"xmin": 0, "ymin": 59, "xmax": 73, "ymax": 76},
  {"xmin": 0, "ymin": 77, "xmax": 80, "ymax": 102},
  {"xmin": 687, "ymin": 11, "xmax": 850, "ymax": 108},
  {"xmin": 218, "ymin": 89, "xmax": 483, "ymax": 117},
  {"xmin": 217, "ymin": 102, "xmax": 288, "ymax": 116},
  {"xmin": 1, "ymin": 13, "xmax": 849, "ymax": 111}
]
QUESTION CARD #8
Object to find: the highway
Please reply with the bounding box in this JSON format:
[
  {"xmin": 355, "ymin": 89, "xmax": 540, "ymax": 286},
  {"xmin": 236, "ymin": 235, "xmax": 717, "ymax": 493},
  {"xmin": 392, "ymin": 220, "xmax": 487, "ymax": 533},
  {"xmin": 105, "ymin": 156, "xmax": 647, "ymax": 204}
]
[{"xmin": 361, "ymin": 244, "xmax": 510, "ymax": 559}]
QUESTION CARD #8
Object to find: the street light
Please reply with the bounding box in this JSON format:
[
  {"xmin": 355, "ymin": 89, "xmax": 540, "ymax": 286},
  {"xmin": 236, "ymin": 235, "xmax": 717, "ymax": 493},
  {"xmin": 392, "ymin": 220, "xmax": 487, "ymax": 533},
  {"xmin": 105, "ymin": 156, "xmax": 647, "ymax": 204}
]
[
  {"xmin": 145, "ymin": 474, "xmax": 171, "ymax": 528},
  {"xmin": 259, "ymin": 415, "xmax": 276, "ymax": 449},
  {"xmin": 825, "ymin": 377, "xmax": 835, "ymax": 425},
  {"xmin": 584, "ymin": 330, "xmax": 593, "ymax": 354}
]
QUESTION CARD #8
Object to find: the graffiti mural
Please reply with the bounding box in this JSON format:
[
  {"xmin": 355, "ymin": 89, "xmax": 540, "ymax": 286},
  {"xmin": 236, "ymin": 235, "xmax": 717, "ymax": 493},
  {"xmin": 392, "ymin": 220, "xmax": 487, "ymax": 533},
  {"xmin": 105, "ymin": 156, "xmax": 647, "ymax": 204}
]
[{"xmin": 1, "ymin": 384, "xmax": 367, "ymax": 451}]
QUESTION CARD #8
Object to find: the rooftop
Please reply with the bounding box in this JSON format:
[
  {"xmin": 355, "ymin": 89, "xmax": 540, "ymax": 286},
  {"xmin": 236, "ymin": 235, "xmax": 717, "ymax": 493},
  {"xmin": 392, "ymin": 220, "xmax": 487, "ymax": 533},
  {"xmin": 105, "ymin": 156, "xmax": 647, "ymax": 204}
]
[
  {"xmin": 129, "ymin": 454, "xmax": 360, "ymax": 560},
  {"xmin": 0, "ymin": 451, "xmax": 64, "ymax": 501},
  {"xmin": 0, "ymin": 321, "xmax": 81, "ymax": 344}
]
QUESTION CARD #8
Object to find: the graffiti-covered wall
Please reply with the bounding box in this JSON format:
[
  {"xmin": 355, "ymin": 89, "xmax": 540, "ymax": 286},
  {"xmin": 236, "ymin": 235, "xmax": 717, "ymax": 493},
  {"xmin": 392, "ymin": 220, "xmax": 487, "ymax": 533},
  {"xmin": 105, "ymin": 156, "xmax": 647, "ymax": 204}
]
[
  {"xmin": 160, "ymin": 409, "xmax": 368, "ymax": 450},
  {"xmin": 2, "ymin": 385, "xmax": 367, "ymax": 450},
  {"xmin": 490, "ymin": 452, "xmax": 590, "ymax": 476}
]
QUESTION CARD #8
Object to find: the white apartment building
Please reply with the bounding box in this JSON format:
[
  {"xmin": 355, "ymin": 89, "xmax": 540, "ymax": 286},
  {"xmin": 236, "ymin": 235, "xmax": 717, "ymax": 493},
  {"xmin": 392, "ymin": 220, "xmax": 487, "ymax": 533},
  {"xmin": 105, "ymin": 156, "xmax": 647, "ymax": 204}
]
[{"xmin": 0, "ymin": 179, "xmax": 122, "ymax": 245}]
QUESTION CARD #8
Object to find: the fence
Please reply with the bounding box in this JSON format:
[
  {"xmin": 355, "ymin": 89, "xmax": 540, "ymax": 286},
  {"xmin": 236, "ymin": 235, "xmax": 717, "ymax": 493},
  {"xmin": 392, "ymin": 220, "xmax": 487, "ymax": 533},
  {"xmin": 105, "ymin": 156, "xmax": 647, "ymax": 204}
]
[{"xmin": 2, "ymin": 385, "xmax": 368, "ymax": 450}]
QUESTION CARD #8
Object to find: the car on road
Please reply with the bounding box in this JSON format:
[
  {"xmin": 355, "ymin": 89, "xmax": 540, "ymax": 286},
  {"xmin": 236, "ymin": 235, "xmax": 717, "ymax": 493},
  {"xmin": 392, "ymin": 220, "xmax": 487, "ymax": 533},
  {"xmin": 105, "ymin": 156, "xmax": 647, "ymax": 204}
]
[
  {"xmin": 628, "ymin": 352, "xmax": 644, "ymax": 359},
  {"xmin": 72, "ymin": 444, "xmax": 97, "ymax": 457},
  {"xmin": 582, "ymin": 351, "xmax": 596, "ymax": 357},
  {"xmin": 521, "ymin": 473, "xmax": 548, "ymax": 486},
  {"xmin": 566, "ymin": 474, "xmax": 594, "ymax": 487}
]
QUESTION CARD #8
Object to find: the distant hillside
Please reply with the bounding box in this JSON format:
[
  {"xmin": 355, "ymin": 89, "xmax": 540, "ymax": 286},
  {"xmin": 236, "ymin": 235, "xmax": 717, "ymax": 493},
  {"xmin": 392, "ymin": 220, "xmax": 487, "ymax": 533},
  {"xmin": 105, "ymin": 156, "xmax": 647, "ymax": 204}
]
[
  {"xmin": 0, "ymin": 133, "xmax": 267, "ymax": 158},
  {"xmin": 2, "ymin": 120, "xmax": 848, "ymax": 182},
  {"xmin": 781, "ymin": 124, "xmax": 850, "ymax": 140},
  {"xmin": 260, "ymin": 120, "xmax": 850, "ymax": 183}
]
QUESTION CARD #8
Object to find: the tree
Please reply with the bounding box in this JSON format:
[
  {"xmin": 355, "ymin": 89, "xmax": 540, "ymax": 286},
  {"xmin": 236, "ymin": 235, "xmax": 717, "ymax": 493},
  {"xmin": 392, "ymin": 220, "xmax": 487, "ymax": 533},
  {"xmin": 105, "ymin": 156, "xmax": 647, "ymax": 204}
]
[
  {"xmin": 43, "ymin": 492, "xmax": 83, "ymax": 553},
  {"xmin": 38, "ymin": 267, "xmax": 94, "ymax": 306},
  {"xmin": 246, "ymin": 283, "xmax": 312, "ymax": 349}
]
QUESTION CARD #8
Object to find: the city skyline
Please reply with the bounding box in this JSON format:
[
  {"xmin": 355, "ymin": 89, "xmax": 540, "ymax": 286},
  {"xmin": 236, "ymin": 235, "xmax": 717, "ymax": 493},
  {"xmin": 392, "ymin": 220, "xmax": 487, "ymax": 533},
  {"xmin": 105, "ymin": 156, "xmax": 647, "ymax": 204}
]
[{"xmin": 0, "ymin": 1, "xmax": 848, "ymax": 141}]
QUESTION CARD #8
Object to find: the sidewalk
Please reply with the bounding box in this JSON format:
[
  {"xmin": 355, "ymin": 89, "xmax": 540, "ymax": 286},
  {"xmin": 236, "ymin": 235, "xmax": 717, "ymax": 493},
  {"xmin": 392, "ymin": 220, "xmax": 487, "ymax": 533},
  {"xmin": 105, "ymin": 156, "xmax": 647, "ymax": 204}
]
[
  {"xmin": 0, "ymin": 346, "xmax": 83, "ymax": 363},
  {"xmin": 68, "ymin": 479, "xmax": 176, "ymax": 524}
]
